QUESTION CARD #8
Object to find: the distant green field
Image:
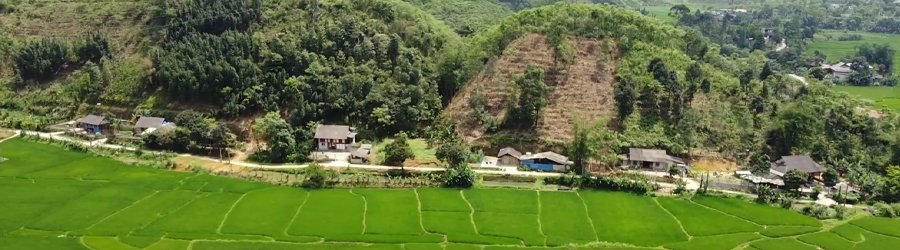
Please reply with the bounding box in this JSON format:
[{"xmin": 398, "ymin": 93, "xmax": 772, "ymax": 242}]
[
  {"xmin": 832, "ymin": 85, "xmax": 900, "ymax": 110},
  {"xmin": 374, "ymin": 138, "xmax": 437, "ymax": 161},
  {"xmin": 3, "ymin": 139, "xmax": 900, "ymax": 250},
  {"xmin": 641, "ymin": 4, "xmax": 725, "ymax": 24},
  {"xmin": 807, "ymin": 30, "xmax": 900, "ymax": 78}
]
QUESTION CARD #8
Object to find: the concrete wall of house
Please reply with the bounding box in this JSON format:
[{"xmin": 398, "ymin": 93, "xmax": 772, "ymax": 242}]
[
  {"xmin": 498, "ymin": 155, "xmax": 520, "ymax": 166},
  {"xmin": 316, "ymin": 138, "xmax": 352, "ymax": 151},
  {"xmin": 624, "ymin": 160, "xmax": 671, "ymax": 171},
  {"xmin": 552, "ymin": 164, "xmax": 567, "ymax": 171}
]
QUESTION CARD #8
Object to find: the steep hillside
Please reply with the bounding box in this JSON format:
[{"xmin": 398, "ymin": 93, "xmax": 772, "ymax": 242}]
[{"xmin": 445, "ymin": 33, "xmax": 617, "ymax": 144}]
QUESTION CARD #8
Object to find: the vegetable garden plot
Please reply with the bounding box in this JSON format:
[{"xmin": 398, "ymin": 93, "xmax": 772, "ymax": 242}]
[
  {"xmin": 581, "ymin": 191, "xmax": 687, "ymax": 247},
  {"xmin": 851, "ymin": 232, "xmax": 900, "ymax": 250},
  {"xmin": 163, "ymin": 233, "xmax": 270, "ymax": 241},
  {"xmin": 23, "ymin": 157, "xmax": 122, "ymax": 180},
  {"xmin": 82, "ymin": 236, "xmax": 139, "ymax": 250},
  {"xmin": 140, "ymin": 192, "xmax": 241, "ymax": 234},
  {"xmin": 354, "ymin": 189, "xmax": 425, "ymax": 235},
  {"xmin": 445, "ymin": 244, "xmax": 482, "ymax": 250},
  {"xmin": 422, "ymin": 211, "xmax": 474, "ymax": 235},
  {"xmin": 404, "ymin": 243, "xmax": 443, "ymax": 250},
  {"xmin": 797, "ymin": 232, "xmax": 854, "ymax": 250},
  {"xmin": 692, "ymin": 196, "xmax": 821, "ymax": 227},
  {"xmin": 117, "ymin": 236, "xmax": 160, "ymax": 249},
  {"xmin": 760, "ymin": 226, "xmax": 820, "ymax": 237},
  {"xmin": 0, "ymin": 203, "xmax": 55, "ymax": 233},
  {"xmin": 287, "ymin": 189, "xmax": 365, "ymax": 237},
  {"xmin": 417, "ymin": 188, "xmax": 471, "ymax": 212},
  {"xmin": 850, "ymin": 217, "xmax": 900, "ymax": 237},
  {"xmin": 750, "ymin": 238, "xmax": 817, "ymax": 250},
  {"xmin": 0, "ymin": 139, "xmax": 88, "ymax": 177},
  {"xmin": 144, "ymin": 239, "xmax": 190, "ymax": 250},
  {"xmin": 195, "ymin": 174, "xmax": 271, "ymax": 194},
  {"xmin": 474, "ymin": 212, "xmax": 545, "ymax": 246},
  {"xmin": 656, "ymin": 197, "xmax": 761, "ymax": 236},
  {"xmin": 0, "ymin": 180, "xmax": 97, "ymax": 203},
  {"xmin": 0, "ymin": 236, "xmax": 90, "ymax": 250},
  {"xmin": 27, "ymin": 185, "xmax": 156, "ymax": 231},
  {"xmin": 829, "ymin": 224, "xmax": 865, "ymax": 242},
  {"xmin": 193, "ymin": 242, "xmax": 405, "ymax": 250},
  {"xmin": 325, "ymin": 234, "xmax": 443, "ymax": 244},
  {"xmin": 110, "ymin": 168, "xmax": 190, "ymax": 191},
  {"xmin": 464, "ymin": 189, "xmax": 539, "ymax": 214},
  {"xmin": 422, "ymin": 211, "xmax": 521, "ymax": 245},
  {"xmin": 538, "ymin": 192, "xmax": 596, "ymax": 245},
  {"xmin": 664, "ymin": 233, "xmax": 761, "ymax": 250},
  {"xmin": 220, "ymin": 187, "xmax": 307, "ymax": 237},
  {"xmin": 80, "ymin": 190, "xmax": 198, "ymax": 236}
]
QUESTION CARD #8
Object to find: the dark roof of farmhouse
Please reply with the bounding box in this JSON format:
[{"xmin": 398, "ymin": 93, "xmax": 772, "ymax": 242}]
[
  {"xmin": 772, "ymin": 155, "xmax": 825, "ymax": 174},
  {"xmin": 498, "ymin": 147, "xmax": 523, "ymax": 158},
  {"xmin": 77, "ymin": 115, "xmax": 108, "ymax": 126},
  {"xmin": 314, "ymin": 124, "xmax": 353, "ymax": 140},
  {"xmin": 135, "ymin": 117, "xmax": 167, "ymax": 129}
]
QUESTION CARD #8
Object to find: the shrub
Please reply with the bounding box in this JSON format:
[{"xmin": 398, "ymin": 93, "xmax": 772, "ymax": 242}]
[
  {"xmin": 546, "ymin": 173, "xmax": 659, "ymax": 195},
  {"xmin": 837, "ymin": 34, "xmax": 863, "ymax": 41},
  {"xmin": 801, "ymin": 204, "xmax": 833, "ymax": 219},
  {"xmin": 873, "ymin": 202, "xmax": 895, "ymax": 218},
  {"xmin": 832, "ymin": 204, "xmax": 854, "ymax": 220},
  {"xmin": 442, "ymin": 166, "xmax": 476, "ymax": 188}
]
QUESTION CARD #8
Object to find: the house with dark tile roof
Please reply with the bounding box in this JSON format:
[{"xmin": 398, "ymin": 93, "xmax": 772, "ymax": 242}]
[
  {"xmin": 134, "ymin": 116, "xmax": 175, "ymax": 135},
  {"xmin": 621, "ymin": 148, "xmax": 685, "ymax": 171},
  {"xmin": 314, "ymin": 124, "xmax": 356, "ymax": 151},
  {"xmin": 76, "ymin": 114, "xmax": 109, "ymax": 134},
  {"xmin": 770, "ymin": 155, "xmax": 826, "ymax": 182},
  {"xmin": 497, "ymin": 147, "xmax": 523, "ymax": 166}
]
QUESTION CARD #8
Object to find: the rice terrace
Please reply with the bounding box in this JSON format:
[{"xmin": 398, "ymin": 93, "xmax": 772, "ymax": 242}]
[{"xmin": 2, "ymin": 139, "xmax": 900, "ymax": 250}]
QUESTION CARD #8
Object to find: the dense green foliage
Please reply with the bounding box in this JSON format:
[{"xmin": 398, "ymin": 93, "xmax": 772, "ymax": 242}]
[
  {"xmin": 150, "ymin": 0, "xmax": 461, "ymax": 138},
  {"xmin": 383, "ymin": 132, "xmax": 415, "ymax": 166},
  {"xmin": 402, "ymin": 0, "xmax": 513, "ymax": 36},
  {"xmin": 505, "ymin": 65, "xmax": 550, "ymax": 129}
]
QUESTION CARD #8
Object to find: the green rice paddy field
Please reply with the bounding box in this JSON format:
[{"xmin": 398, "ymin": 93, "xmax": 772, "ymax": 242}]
[
  {"xmin": 2, "ymin": 138, "xmax": 900, "ymax": 250},
  {"xmin": 832, "ymin": 85, "xmax": 900, "ymax": 111},
  {"xmin": 807, "ymin": 30, "xmax": 900, "ymax": 79}
]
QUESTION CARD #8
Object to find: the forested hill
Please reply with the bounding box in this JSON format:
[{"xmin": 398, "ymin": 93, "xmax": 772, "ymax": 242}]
[
  {"xmin": 0, "ymin": 0, "xmax": 468, "ymax": 136},
  {"xmin": 442, "ymin": 3, "xmax": 900, "ymax": 174},
  {"xmin": 1, "ymin": 0, "xmax": 899, "ymax": 171}
]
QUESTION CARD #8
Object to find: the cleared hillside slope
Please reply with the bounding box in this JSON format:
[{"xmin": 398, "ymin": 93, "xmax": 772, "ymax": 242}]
[{"xmin": 445, "ymin": 33, "xmax": 617, "ymax": 144}]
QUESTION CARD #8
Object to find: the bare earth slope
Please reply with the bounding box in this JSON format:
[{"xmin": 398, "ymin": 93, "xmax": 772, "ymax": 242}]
[{"xmin": 445, "ymin": 33, "xmax": 616, "ymax": 144}]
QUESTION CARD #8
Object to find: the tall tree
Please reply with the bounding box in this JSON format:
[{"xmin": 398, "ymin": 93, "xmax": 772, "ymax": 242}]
[
  {"xmin": 252, "ymin": 112, "xmax": 297, "ymax": 163},
  {"xmin": 884, "ymin": 165, "xmax": 900, "ymax": 202},
  {"xmin": 614, "ymin": 77, "xmax": 639, "ymax": 120},
  {"xmin": 759, "ymin": 62, "xmax": 774, "ymax": 81},
  {"xmin": 384, "ymin": 132, "xmax": 415, "ymax": 168},
  {"xmin": 566, "ymin": 117, "xmax": 620, "ymax": 174},
  {"xmin": 783, "ymin": 169, "xmax": 808, "ymax": 191},
  {"xmin": 436, "ymin": 141, "xmax": 470, "ymax": 168},
  {"xmin": 823, "ymin": 168, "xmax": 840, "ymax": 187},
  {"xmin": 507, "ymin": 65, "xmax": 551, "ymax": 129},
  {"xmin": 750, "ymin": 152, "xmax": 771, "ymax": 176},
  {"xmin": 768, "ymin": 105, "xmax": 824, "ymax": 156}
]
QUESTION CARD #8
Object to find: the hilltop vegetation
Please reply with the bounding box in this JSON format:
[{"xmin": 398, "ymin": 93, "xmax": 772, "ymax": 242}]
[{"xmin": 1, "ymin": 0, "xmax": 899, "ymax": 183}]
